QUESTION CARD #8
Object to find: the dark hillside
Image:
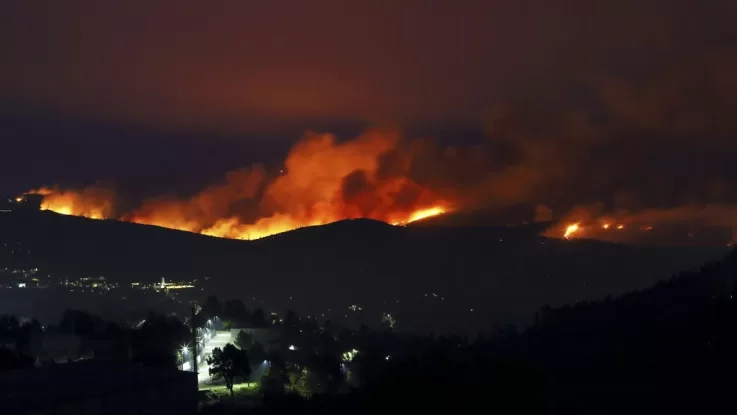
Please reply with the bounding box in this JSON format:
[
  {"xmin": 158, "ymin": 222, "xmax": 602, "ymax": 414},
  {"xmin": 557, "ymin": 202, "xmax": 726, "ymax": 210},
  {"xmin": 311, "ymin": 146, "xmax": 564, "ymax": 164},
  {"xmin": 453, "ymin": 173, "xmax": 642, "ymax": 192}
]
[{"xmin": 0, "ymin": 210, "xmax": 727, "ymax": 334}]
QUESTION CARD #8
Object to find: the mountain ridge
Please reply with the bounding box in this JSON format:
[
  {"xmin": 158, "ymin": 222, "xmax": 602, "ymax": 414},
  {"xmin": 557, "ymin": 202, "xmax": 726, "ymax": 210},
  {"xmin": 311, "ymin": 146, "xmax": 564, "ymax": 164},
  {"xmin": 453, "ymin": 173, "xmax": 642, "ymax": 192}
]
[{"xmin": 0, "ymin": 210, "xmax": 729, "ymax": 334}]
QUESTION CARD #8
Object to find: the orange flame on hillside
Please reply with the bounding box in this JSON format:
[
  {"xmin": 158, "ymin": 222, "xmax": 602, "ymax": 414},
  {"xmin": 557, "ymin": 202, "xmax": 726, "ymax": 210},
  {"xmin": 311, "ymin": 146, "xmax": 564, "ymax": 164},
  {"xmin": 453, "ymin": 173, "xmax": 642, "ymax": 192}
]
[
  {"xmin": 27, "ymin": 130, "xmax": 451, "ymax": 240},
  {"xmin": 391, "ymin": 206, "xmax": 446, "ymax": 226},
  {"xmin": 560, "ymin": 221, "xmax": 629, "ymax": 240},
  {"xmin": 406, "ymin": 206, "xmax": 447, "ymax": 223},
  {"xmin": 29, "ymin": 186, "xmax": 115, "ymax": 220},
  {"xmin": 544, "ymin": 203, "xmax": 737, "ymax": 245},
  {"xmin": 563, "ymin": 223, "xmax": 581, "ymax": 239}
]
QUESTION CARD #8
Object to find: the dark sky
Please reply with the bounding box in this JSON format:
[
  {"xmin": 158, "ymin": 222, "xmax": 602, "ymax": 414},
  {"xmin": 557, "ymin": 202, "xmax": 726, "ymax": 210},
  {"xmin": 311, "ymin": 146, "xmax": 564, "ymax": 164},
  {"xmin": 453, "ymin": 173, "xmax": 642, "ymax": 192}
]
[{"xmin": 1, "ymin": 0, "xmax": 737, "ymax": 217}]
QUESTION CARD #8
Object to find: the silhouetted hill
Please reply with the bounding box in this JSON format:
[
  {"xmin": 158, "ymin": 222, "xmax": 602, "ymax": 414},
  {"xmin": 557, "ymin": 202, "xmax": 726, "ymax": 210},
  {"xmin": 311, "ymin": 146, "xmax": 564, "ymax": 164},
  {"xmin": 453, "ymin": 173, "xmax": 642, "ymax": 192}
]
[
  {"xmin": 246, "ymin": 251, "xmax": 737, "ymax": 415},
  {"xmin": 0, "ymin": 210, "xmax": 729, "ymax": 334},
  {"xmin": 0, "ymin": 210, "xmax": 244, "ymax": 280},
  {"xmin": 256, "ymin": 218, "xmax": 399, "ymax": 245},
  {"xmin": 406, "ymin": 206, "xmax": 545, "ymax": 228},
  {"xmin": 474, "ymin": 249, "xmax": 737, "ymax": 413}
]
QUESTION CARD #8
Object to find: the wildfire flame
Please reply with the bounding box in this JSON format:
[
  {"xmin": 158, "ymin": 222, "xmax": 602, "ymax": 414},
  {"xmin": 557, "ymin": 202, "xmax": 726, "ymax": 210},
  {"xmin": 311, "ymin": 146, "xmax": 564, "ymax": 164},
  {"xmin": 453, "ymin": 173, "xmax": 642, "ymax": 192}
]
[
  {"xmin": 542, "ymin": 202, "xmax": 737, "ymax": 244},
  {"xmin": 408, "ymin": 206, "xmax": 446, "ymax": 223},
  {"xmin": 563, "ymin": 223, "xmax": 581, "ymax": 239},
  {"xmin": 392, "ymin": 207, "xmax": 446, "ymax": 226},
  {"xmin": 26, "ymin": 130, "xmax": 451, "ymax": 240},
  {"xmin": 561, "ymin": 221, "xmax": 634, "ymax": 240},
  {"xmin": 29, "ymin": 186, "xmax": 114, "ymax": 220},
  {"xmin": 30, "ymin": 127, "xmax": 734, "ymax": 246}
]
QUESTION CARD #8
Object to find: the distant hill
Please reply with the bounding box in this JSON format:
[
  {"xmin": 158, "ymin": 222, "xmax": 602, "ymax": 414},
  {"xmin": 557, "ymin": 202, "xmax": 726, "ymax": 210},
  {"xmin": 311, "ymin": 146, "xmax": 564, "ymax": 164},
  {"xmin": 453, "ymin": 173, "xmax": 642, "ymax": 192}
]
[
  {"xmin": 0, "ymin": 209, "xmax": 243, "ymax": 280},
  {"xmin": 406, "ymin": 205, "xmax": 547, "ymax": 228},
  {"xmin": 484, "ymin": 249, "xmax": 737, "ymax": 412},
  {"xmin": 0, "ymin": 210, "xmax": 729, "ymax": 334}
]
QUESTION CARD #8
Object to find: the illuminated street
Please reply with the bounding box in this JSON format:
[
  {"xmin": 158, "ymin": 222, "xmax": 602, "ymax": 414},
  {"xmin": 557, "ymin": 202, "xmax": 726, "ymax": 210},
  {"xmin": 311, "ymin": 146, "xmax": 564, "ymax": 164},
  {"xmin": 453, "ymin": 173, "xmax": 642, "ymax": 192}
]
[{"xmin": 197, "ymin": 330, "xmax": 231, "ymax": 385}]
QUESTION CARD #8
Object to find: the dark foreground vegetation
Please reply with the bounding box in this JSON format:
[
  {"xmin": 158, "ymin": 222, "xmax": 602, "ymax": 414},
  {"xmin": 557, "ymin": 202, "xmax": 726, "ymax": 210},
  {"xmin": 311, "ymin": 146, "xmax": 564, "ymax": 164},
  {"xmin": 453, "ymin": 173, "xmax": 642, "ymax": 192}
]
[
  {"xmin": 199, "ymin": 250, "xmax": 737, "ymax": 414},
  {"xmin": 3, "ymin": 250, "xmax": 737, "ymax": 414}
]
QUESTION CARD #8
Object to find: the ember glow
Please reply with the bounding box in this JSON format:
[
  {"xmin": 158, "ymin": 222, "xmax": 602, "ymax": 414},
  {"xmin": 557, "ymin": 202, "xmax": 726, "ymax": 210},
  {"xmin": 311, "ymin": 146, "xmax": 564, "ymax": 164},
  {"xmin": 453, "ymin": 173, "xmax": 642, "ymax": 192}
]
[
  {"xmin": 563, "ymin": 223, "xmax": 581, "ymax": 239},
  {"xmin": 544, "ymin": 203, "xmax": 737, "ymax": 245},
  {"xmin": 26, "ymin": 130, "xmax": 451, "ymax": 240},
  {"xmin": 561, "ymin": 221, "xmax": 629, "ymax": 240}
]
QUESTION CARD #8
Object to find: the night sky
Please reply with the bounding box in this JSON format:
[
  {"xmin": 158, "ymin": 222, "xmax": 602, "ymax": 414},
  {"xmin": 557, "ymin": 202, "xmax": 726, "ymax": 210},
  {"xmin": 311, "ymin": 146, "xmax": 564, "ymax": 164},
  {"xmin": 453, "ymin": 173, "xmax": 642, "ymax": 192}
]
[{"xmin": 2, "ymin": 0, "xmax": 737, "ymax": 235}]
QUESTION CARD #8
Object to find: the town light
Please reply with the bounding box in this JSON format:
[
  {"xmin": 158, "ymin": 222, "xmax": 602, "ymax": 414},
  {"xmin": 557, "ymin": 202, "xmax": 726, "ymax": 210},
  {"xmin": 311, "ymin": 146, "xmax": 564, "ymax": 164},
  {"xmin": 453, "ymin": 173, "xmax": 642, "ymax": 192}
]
[{"xmin": 342, "ymin": 349, "xmax": 359, "ymax": 362}]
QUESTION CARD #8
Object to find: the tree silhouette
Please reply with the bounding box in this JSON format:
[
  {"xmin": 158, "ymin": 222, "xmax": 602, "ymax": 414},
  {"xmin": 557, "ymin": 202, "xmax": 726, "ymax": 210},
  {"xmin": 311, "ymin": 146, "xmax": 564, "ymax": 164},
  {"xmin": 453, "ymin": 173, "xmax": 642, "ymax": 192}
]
[
  {"xmin": 16, "ymin": 319, "xmax": 42, "ymax": 353},
  {"xmin": 259, "ymin": 352, "xmax": 289, "ymax": 399},
  {"xmin": 282, "ymin": 310, "xmax": 299, "ymax": 334},
  {"xmin": 287, "ymin": 367, "xmax": 313, "ymax": 398},
  {"xmin": 202, "ymin": 296, "xmax": 222, "ymax": 319},
  {"xmin": 223, "ymin": 299, "xmax": 248, "ymax": 326},
  {"xmin": 306, "ymin": 354, "xmax": 344, "ymax": 394},
  {"xmin": 135, "ymin": 313, "xmax": 191, "ymax": 369},
  {"xmin": 249, "ymin": 340, "xmax": 267, "ymax": 364},
  {"xmin": 0, "ymin": 315, "xmax": 20, "ymax": 338},
  {"xmin": 251, "ymin": 307, "xmax": 267, "ymax": 328},
  {"xmin": 235, "ymin": 330, "xmax": 253, "ymax": 350},
  {"xmin": 207, "ymin": 343, "xmax": 251, "ymax": 402},
  {"xmin": 59, "ymin": 309, "xmax": 100, "ymax": 335}
]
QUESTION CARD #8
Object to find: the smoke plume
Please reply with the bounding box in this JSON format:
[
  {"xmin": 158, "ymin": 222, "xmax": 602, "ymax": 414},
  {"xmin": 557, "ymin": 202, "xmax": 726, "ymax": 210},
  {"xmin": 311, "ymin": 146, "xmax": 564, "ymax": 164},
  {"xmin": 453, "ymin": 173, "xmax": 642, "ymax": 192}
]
[
  {"xmin": 30, "ymin": 130, "xmax": 453, "ymax": 239},
  {"xmin": 24, "ymin": 48, "xmax": 737, "ymax": 244}
]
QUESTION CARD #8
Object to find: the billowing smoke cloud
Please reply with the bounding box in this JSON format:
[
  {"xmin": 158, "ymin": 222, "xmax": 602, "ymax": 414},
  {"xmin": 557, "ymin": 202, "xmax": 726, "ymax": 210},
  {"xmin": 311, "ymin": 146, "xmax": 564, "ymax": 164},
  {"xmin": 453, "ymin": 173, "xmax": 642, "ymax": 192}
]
[
  {"xmin": 3, "ymin": 0, "xmax": 735, "ymax": 132},
  {"xmin": 186, "ymin": 130, "xmax": 448, "ymax": 239},
  {"xmin": 26, "ymin": 48, "xmax": 737, "ymax": 244},
  {"xmin": 14, "ymin": 1, "xmax": 737, "ymax": 244},
  {"xmin": 531, "ymin": 50, "xmax": 737, "ymax": 242},
  {"xmin": 124, "ymin": 167, "xmax": 267, "ymax": 234},
  {"xmin": 30, "ymin": 130, "xmax": 454, "ymax": 239}
]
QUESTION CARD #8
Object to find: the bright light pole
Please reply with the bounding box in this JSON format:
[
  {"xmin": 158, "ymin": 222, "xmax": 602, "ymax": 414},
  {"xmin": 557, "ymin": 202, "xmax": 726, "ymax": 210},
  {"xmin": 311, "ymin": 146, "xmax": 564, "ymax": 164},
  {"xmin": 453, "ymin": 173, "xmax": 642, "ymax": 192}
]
[{"xmin": 180, "ymin": 345, "xmax": 190, "ymax": 371}]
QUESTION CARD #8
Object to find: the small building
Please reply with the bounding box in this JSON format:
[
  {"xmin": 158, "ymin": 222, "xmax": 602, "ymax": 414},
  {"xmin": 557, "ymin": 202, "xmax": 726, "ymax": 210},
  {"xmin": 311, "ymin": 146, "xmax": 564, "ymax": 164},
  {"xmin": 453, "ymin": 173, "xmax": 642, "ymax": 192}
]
[{"xmin": 0, "ymin": 361, "xmax": 197, "ymax": 415}]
